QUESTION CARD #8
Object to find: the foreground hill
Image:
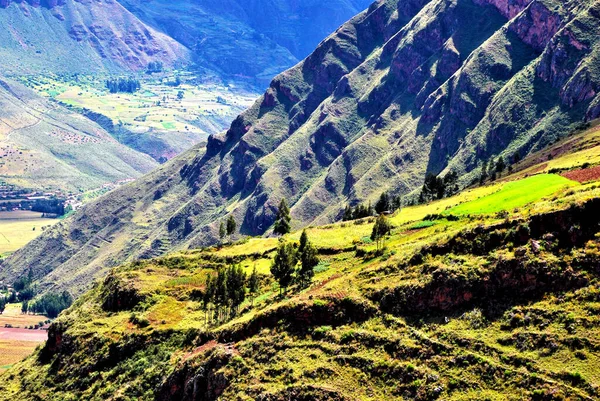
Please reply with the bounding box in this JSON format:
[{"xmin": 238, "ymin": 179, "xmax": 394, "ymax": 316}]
[
  {"xmin": 0, "ymin": 78, "xmax": 158, "ymax": 192},
  {"xmin": 119, "ymin": 0, "xmax": 372, "ymax": 83},
  {"xmin": 3, "ymin": 0, "xmax": 600, "ymax": 297},
  {"xmin": 2, "ymin": 143, "xmax": 600, "ymax": 398},
  {"xmin": 0, "ymin": 0, "xmax": 189, "ymax": 74}
]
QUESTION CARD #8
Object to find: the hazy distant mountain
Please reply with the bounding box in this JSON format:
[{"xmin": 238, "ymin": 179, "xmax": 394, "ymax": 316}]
[
  {"xmin": 119, "ymin": 0, "xmax": 373, "ymax": 83},
  {"xmin": 0, "ymin": 0, "xmax": 190, "ymax": 74}
]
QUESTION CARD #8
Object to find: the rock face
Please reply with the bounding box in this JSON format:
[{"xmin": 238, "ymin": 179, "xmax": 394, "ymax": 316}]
[
  {"xmin": 3, "ymin": 0, "xmax": 600, "ymax": 297},
  {"xmin": 0, "ymin": 0, "xmax": 189, "ymax": 73}
]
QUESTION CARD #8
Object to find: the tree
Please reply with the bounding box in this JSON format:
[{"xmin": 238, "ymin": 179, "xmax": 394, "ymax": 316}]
[
  {"xmin": 391, "ymin": 196, "xmax": 402, "ymax": 212},
  {"xmin": 271, "ymin": 241, "xmax": 297, "ymax": 295},
  {"xmin": 226, "ymin": 215, "xmax": 236, "ymax": 239},
  {"xmin": 480, "ymin": 160, "xmax": 489, "ymax": 185},
  {"xmin": 21, "ymin": 300, "xmax": 28, "ymax": 314},
  {"xmin": 0, "ymin": 297, "xmax": 5, "ymax": 314},
  {"xmin": 226, "ymin": 264, "xmax": 246, "ymax": 315},
  {"xmin": 248, "ymin": 266, "xmax": 259, "ymax": 306},
  {"xmin": 214, "ymin": 268, "xmax": 228, "ymax": 321},
  {"xmin": 219, "ymin": 221, "xmax": 226, "ymax": 242},
  {"xmin": 371, "ymin": 214, "xmax": 392, "ymax": 251},
  {"xmin": 273, "ymin": 199, "xmax": 292, "ymax": 235},
  {"xmin": 495, "ymin": 157, "xmax": 506, "ymax": 175},
  {"xmin": 343, "ymin": 205, "xmax": 353, "ymax": 221},
  {"xmin": 203, "ymin": 275, "xmax": 216, "ymax": 324},
  {"xmin": 375, "ymin": 192, "xmax": 391, "ymax": 214},
  {"xmin": 298, "ymin": 230, "xmax": 318, "ymax": 287},
  {"xmin": 177, "ymin": 90, "xmax": 184, "ymax": 100}
]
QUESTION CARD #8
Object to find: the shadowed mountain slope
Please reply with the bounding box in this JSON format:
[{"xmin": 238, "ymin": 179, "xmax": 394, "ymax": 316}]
[
  {"xmin": 3, "ymin": 0, "xmax": 600, "ymax": 296},
  {"xmin": 119, "ymin": 0, "xmax": 373, "ymax": 83}
]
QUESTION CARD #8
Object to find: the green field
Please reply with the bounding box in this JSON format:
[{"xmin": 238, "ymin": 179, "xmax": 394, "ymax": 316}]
[
  {"xmin": 446, "ymin": 174, "xmax": 578, "ymax": 216},
  {"xmin": 0, "ymin": 212, "xmax": 59, "ymax": 256}
]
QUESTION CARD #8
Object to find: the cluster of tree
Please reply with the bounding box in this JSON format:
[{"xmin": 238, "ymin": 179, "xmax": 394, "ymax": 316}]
[
  {"xmin": 374, "ymin": 192, "xmax": 402, "ymax": 214},
  {"xmin": 343, "ymin": 192, "xmax": 403, "ymax": 222},
  {"xmin": 22, "ymin": 291, "xmax": 73, "ymax": 318},
  {"xmin": 105, "ymin": 78, "xmax": 141, "ymax": 94},
  {"xmin": 371, "ymin": 214, "xmax": 392, "ymax": 251},
  {"xmin": 13, "ymin": 269, "xmax": 36, "ymax": 302},
  {"xmin": 165, "ymin": 76, "xmax": 182, "ymax": 87},
  {"xmin": 203, "ymin": 264, "xmax": 253, "ymax": 323},
  {"xmin": 419, "ymin": 171, "xmax": 459, "ymax": 203},
  {"xmin": 343, "ymin": 202, "xmax": 374, "ymax": 221},
  {"xmin": 480, "ymin": 152, "xmax": 520, "ymax": 185},
  {"xmin": 146, "ymin": 61, "xmax": 164, "ymax": 74},
  {"xmin": 219, "ymin": 215, "xmax": 237, "ymax": 243},
  {"xmin": 271, "ymin": 230, "xmax": 319, "ymax": 295}
]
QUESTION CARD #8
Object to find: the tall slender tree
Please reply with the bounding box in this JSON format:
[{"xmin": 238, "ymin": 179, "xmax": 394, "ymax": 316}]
[
  {"xmin": 226, "ymin": 215, "xmax": 236, "ymax": 240},
  {"xmin": 273, "ymin": 199, "xmax": 291, "ymax": 236},
  {"xmin": 271, "ymin": 241, "xmax": 297, "ymax": 295},
  {"xmin": 219, "ymin": 221, "xmax": 226, "ymax": 242},
  {"xmin": 298, "ymin": 230, "xmax": 318, "ymax": 287},
  {"xmin": 371, "ymin": 214, "xmax": 392, "ymax": 251},
  {"xmin": 248, "ymin": 265, "xmax": 259, "ymax": 306}
]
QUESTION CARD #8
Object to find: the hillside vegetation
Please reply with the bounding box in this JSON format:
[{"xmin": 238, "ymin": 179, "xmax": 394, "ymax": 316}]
[
  {"xmin": 3, "ymin": 0, "xmax": 600, "ymax": 299},
  {"xmin": 2, "ymin": 141, "xmax": 600, "ymax": 399}
]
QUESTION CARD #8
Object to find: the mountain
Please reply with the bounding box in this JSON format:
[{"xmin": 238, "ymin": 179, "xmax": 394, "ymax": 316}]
[
  {"xmin": 118, "ymin": 0, "xmax": 373, "ymax": 83},
  {"xmin": 0, "ymin": 78, "xmax": 158, "ymax": 192},
  {"xmin": 0, "ymin": 0, "xmax": 189, "ymax": 74},
  {"xmin": 2, "ymin": 0, "xmax": 600, "ymax": 296},
  {"xmin": 3, "ymin": 140, "xmax": 600, "ymax": 399}
]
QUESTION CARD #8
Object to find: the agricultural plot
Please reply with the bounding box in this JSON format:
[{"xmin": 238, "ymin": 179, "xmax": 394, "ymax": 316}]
[
  {"xmin": 20, "ymin": 73, "xmax": 258, "ymax": 150},
  {"xmin": 0, "ymin": 211, "xmax": 58, "ymax": 256}
]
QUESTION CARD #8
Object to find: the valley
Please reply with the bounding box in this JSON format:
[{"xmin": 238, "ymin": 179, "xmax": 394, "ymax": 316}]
[
  {"xmin": 0, "ymin": 211, "xmax": 58, "ymax": 257},
  {"xmin": 20, "ymin": 73, "xmax": 258, "ymax": 162}
]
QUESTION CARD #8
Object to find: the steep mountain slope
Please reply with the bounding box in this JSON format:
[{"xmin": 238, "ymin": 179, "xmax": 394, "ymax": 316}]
[
  {"xmin": 3, "ymin": 159, "xmax": 600, "ymax": 399},
  {"xmin": 3, "ymin": 0, "xmax": 600, "ymax": 296},
  {"xmin": 0, "ymin": 0, "xmax": 189, "ymax": 74},
  {"xmin": 119, "ymin": 0, "xmax": 372, "ymax": 83},
  {"xmin": 0, "ymin": 78, "xmax": 158, "ymax": 192}
]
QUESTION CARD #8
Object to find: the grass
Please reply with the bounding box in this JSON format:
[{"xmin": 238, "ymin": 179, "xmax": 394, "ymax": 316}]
[
  {"xmin": 0, "ymin": 212, "xmax": 59, "ymax": 256},
  {"xmin": 446, "ymin": 174, "xmax": 577, "ymax": 215},
  {"xmin": 2, "ymin": 117, "xmax": 600, "ymax": 399}
]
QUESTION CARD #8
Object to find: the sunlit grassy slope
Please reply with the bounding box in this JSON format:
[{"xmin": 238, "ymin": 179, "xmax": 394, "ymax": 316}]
[
  {"xmin": 447, "ymin": 174, "xmax": 577, "ymax": 215},
  {"xmin": 3, "ymin": 129, "xmax": 600, "ymax": 399}
]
